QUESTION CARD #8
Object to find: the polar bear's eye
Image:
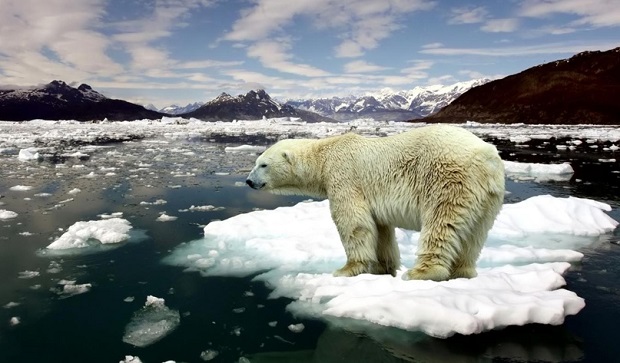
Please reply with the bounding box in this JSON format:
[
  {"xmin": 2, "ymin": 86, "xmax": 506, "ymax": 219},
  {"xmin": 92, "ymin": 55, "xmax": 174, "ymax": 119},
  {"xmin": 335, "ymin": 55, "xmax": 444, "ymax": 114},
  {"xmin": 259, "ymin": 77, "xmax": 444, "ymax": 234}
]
[{"xmin": 260, "ymin": 163, "xmax": 267, "ymax": 168}]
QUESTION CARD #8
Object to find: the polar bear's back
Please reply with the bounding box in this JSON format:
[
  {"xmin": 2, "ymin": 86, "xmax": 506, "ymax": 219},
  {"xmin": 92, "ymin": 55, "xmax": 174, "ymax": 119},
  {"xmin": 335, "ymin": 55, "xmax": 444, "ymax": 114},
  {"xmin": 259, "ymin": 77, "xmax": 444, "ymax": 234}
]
[{"xmin": 334, "ymin": 125, "xmax": 503, "ymax": 230}]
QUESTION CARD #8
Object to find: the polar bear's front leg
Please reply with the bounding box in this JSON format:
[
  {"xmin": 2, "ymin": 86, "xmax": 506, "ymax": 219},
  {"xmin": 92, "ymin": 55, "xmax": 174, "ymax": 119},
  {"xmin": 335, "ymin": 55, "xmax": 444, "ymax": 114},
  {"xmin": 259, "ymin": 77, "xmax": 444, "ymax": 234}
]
[{"xmin": 329, "ymin": 197, "xmax": 380, "ymax": 277}]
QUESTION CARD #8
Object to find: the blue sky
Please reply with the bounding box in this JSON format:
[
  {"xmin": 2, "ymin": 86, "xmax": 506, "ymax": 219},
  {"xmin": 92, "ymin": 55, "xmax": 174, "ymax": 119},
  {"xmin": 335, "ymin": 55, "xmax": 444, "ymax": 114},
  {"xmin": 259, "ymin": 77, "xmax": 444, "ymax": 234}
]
[{"xmin": 0, "ymin": 0, "xmax": 618, "ymax": 108}]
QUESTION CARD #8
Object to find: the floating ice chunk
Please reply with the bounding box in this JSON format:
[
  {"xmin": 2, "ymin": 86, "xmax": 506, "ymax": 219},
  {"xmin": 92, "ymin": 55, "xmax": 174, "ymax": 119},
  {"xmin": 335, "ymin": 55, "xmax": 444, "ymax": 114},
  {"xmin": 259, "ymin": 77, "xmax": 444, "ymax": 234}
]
[
  {"xmin": 0, "ymin": 209, "xmax": 18, "ymax": 220},
  {"xmin": 225, "ymin": 145, "xmax": 267, "ymax": 153},
  {"xmin": 288, "ymin": 323, "xmax": 305, "ymax": 333},
  {"xmin": 140, "ymin": 199, "xmax": 167, "ymax": 205},
  {"xmin": 179, "ymin": 205, "xmax": 225, "ymax": 212},
  {"xmin": 9, "ymin": 317, "xmax": 20, "ymax": 326},
  {"xmin": 18, "ymin": 148, "xmax": 40, "ymax": 161},
  {"xmin": 53, "ymin": 280, "xmax": 92, "ymax": 297},
  {"xmin": 156, "ymin": 213, "xmax": 178, "ymax": 222},
  {"xmin": 165, "ymin": 195, "xmax": 618, "ymax": 337},
  {"xmin": 45, "ymin": 218, "xmax": 132, "ymax": 250},
  {"xmin": 503, "ymin": 161, "xmax": 574, "ymax": 182},
  {"xmin": 9, "ymin": 185, "xmax": 33, "ymax": 191},
  {"xmin": 4, "ymin": 302, "xmax": 20, "ymax": 309},
  {"xmin": 491, "ymin": 195, "xmax": 618, "ymax": 239},
  {"xmin": 99, "ymin": 212, "xmax": 123, "ymax": 219},
  {"xmin": 119, "ymin": 356, "xmax": 142, "ymax": 363},
  {"xmin": 18, "ymin": 270, "xmax": 39, "ymax": 279},
  {"xmin": 68, "ymin": 188, "xmax": 81, "ymax": 195},
  {"xmin": 122, "ymin": 296, "xmax": 180, "ymax": 347},
  {"xmin": 200, "ymin": 349, "xmax": 219, "ymax": 361},
  {"xmin": 34, "ymin": 193, "xmax": 52, "ymax": 197}
]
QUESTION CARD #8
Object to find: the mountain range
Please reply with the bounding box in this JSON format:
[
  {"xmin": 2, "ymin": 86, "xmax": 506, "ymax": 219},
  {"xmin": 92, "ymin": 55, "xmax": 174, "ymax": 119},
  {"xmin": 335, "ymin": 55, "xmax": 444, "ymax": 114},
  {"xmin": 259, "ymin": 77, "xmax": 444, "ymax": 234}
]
[
  {"xmin": 150, "ymin": 79, "xmax": 489, "ymax": 121},
  {"xmin": 283, "ymin": 79, "xmax": 490, "ymax": 121},
  {"xmin": 184, "ymin": 89, "xmax": 335, "ymax": 123},
  {"xmin": 0, "ymin": 81, "xmax": 164, "ymax": 121},
  {"xmin": 427, "ymin": 47, "xmax": 620, "ymax": 125}
]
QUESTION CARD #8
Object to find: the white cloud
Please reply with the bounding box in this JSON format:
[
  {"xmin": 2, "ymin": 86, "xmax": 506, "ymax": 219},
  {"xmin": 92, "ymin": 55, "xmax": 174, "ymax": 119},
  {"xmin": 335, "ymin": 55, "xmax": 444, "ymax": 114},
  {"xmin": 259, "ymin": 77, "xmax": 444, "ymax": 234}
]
[
  {"xmin": 448, "ymin": 6, "xmax": 488, "ymax": 24},
  {"xmin": 481, "ymin": 18, "xmax": 520, "ymax": 33},
  {"xmin": 343, "ymin": 60, "xmax": 389, "ymax": 73},
  {"xmin": 400, "ymin": 60, "xmax": 434, "ymax": 79},
  {"xmin": 519, "ymin": 0, "xmax": 620, "ymax": 28},
  {"xmin": 224, "ymin": 0, "xmax": 435, "ymax": 62},
  {"xmin": 422, "ymin": 42, "xmax": 444, "ymax": 49},
  {"xmin": 0, "ymin": 0, "xmax": 122, "ymax": 84},
  {"xmin": 246, "ymin": 40, "xmax": 330, "ymax": 77},
  {"xmin": 419, "ymin": 41, "xmax": 620, "ymax": 56}
]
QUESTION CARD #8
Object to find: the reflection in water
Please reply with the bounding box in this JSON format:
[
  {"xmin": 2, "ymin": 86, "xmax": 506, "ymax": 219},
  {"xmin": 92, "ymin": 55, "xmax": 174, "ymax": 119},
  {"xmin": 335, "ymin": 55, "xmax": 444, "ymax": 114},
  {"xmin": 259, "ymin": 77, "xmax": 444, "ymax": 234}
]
[{"xmin": 249, "ymin": 324, "xmax": 582, "ymax": 363}]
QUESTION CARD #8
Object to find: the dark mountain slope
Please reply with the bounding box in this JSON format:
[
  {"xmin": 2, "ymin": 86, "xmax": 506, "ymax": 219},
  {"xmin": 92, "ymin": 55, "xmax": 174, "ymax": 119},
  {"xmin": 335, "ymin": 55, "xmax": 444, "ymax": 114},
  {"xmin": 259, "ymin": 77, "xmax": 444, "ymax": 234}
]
[
  {"xmin": 426, "ymin": 47, "xmax": 620, "ymax": 125},
  {"xmin": 0, "ymin": 81, "xmax": 164, "ymax": 121}
]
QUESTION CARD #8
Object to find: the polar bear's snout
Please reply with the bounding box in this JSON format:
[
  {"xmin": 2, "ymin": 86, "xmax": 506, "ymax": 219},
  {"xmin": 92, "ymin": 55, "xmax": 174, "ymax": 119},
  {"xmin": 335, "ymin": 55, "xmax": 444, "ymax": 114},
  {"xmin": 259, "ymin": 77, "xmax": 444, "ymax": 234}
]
[
  {"xmin": 246, "ymin": 172, "xmax": 266, "ymax": 189},
  {"xmin": 246, "ymin": 179, "xmax": 262, "ymax": 189}
]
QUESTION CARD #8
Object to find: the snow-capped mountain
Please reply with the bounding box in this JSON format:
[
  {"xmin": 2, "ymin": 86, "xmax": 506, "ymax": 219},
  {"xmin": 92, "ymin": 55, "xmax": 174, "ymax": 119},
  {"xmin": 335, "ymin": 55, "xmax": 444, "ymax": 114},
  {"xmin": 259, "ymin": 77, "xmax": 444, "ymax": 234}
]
[
  {"xmin": 0, "ymin": 80, "xmax": 164, "ymax": 121},
  {"xmin": 184, "ymin": 89, "xmax": 334, "ymax": 123},
  {"xmin": 159, "ymin": 102, "xmax": 204, "ymax": 115},
  {"xmin": 285, "ymin": 79, "xmax": 491, "ymax": 121}
]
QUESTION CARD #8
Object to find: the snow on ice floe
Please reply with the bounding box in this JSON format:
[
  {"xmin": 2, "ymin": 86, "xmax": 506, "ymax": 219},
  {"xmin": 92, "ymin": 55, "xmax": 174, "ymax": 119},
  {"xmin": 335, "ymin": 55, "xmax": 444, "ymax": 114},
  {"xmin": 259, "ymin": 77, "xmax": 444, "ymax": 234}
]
[
  {"xmin": 224, "ymin": 145, "xmax": 267, "ymax": 153},
  {"xmin": 40, "ymin": 218, "xmax": 145, "ymax": 255},
  {"xmin": 18, "ymin": 148, "xmax": 40, "ymax": 161},
  {"xmin": 122, "ymin": 296, "xmax": 180, "ymax": 348},
  {"xmin": 9, "ymin": 185, "xmax": 33, "ymax": 191},
  {"xmin": 51, "ymin": 280, "xmax": 92, "ymax": 297},
  {"xmin": 165, "ymin": 195, "xmax": 618, "ymax": 338},
  {"xmin": 0, "ymin": 209, "xmax": 18, "ymax": 220},
  {"xmin": 503, "ymin": 160, "xmax": 574, "ymax": 182}
]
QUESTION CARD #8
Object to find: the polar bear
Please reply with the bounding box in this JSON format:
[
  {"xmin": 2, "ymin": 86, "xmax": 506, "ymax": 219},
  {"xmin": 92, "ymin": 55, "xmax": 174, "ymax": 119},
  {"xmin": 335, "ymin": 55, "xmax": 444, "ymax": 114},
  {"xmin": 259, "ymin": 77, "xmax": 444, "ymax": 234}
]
[{"xmin": 246, "ymin": 125, "xmax": 505, "ymax": 281}]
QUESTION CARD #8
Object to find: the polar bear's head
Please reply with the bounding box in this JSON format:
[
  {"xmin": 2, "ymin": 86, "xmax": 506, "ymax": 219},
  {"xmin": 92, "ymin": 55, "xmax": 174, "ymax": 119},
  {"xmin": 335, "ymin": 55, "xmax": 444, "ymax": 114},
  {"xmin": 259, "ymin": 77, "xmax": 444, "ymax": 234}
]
[{"xmin": 246, "ymin": 139, "xmax": 299, "ymax": 194}]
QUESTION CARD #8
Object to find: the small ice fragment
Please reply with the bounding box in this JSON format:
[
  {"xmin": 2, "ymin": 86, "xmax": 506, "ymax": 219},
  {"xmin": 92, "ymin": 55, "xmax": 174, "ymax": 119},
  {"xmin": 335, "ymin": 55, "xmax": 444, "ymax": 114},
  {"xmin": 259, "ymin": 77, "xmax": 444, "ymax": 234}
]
[
  {"xmin": 268, "ymin": 321, "xmax": 277, "ymax": 327},
  {"xmin": 288, "ymin": 323, "xmax": 305, "ymax": 333},
  {"xmin": 124, "ymin": 296, "xmax": 135, "ymax": 303},
  {"xmin": 119, "ymin": 356, "xmax": 143, "ymax": 363},
  {"xmin": 68, "ymin": 188, "xmax": 81, "ymax": 195},
  {"xmin": 9, "ymin": 317, "xmax": 20, "ymax": 326},
  {"xmin": 156, "ymin": 213, "xmax": 177, "ymax": 222},
  {"xmin": 0, "ymin": 210, "xmax": 18, "ymax": 220},
  {"xmin": 224, "ymin": 145, "xmax": 266, "ymax": 153},
  {"xmin": 18, "ymin": 148, "xmax": 40, "ymax": 161},
  {"xmin": 46, "ymin": 218, "xmax": 132, "ymax": 250},
  {"xmin": 200, "ymin": 350, "xmax": 219, "ymax": 361},
  {"xmin": 140, "ymin": 199, "xmax": 167, "ymax": 206},
  {"xmin": 18, "ymin": 270, "xmax": 39, "ymax": 279},
  {"xmin": 4, "ymin": 302, "xmax": 20, "ymax": 309},
  {"xmin": 122, "ymin": 296, "xmax": 180, "ymax": 347},
  {"xmin": 9, "ymin": 185, "xmax": 33, "ymax": 191}
]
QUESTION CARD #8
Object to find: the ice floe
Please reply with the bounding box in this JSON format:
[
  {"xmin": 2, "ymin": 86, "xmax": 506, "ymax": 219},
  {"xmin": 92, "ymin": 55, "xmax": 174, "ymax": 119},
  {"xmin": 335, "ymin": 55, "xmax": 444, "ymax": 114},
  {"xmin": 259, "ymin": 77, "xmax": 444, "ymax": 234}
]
[
  {"xmin": 0, "ymin": 209, "xmax": 18, "ymax": 220},
  {"xmin": 165, "ymin": 195, "xmax": 618, "ymax": 338},
  {"xmin": 503, "ymin": 160, "xmax": 574, "ymax": 182},
  {"xmin": 122, "ymin": 296, "xmax": 180, "ymax": 348}
]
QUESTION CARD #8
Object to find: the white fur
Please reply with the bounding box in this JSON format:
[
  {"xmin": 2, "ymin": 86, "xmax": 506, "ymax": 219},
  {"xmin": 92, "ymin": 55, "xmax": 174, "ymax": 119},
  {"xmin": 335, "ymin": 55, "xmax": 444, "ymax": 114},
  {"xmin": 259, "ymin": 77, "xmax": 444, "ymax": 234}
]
[{"xmin": 247, "ymin": 125, "xmax": 505, "ymax": 281}]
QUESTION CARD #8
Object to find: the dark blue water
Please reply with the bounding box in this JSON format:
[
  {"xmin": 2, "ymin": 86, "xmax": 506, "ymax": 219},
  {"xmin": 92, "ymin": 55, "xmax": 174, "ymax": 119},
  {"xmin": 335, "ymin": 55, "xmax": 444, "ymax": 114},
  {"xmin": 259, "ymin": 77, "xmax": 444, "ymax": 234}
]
[{"xmin": 0, "ymin": 136, "xmax": 619, "ymax": 363}]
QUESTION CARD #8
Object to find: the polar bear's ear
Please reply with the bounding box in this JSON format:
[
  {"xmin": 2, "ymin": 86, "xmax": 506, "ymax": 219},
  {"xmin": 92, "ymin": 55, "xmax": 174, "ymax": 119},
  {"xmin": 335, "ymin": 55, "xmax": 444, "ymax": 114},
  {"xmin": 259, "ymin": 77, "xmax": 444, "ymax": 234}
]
[{"xmin": 282, "ymin": 150, "xmax": 293, "ymax": 164}]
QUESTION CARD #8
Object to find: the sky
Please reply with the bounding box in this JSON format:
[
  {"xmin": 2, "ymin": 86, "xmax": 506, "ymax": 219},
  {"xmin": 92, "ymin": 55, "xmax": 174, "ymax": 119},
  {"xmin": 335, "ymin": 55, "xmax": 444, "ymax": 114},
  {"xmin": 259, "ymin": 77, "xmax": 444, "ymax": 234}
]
[{"xmin": 0, "ymin": 0, "xmax": 618, "ymax": 108}]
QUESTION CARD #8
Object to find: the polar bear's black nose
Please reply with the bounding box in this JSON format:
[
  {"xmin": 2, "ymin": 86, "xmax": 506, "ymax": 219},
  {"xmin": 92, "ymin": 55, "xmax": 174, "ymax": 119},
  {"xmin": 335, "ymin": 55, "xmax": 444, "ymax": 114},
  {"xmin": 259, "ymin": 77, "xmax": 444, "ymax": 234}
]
[{"xmin": 246, "ymin": 179, "xmax": 254, "ymax": 188}]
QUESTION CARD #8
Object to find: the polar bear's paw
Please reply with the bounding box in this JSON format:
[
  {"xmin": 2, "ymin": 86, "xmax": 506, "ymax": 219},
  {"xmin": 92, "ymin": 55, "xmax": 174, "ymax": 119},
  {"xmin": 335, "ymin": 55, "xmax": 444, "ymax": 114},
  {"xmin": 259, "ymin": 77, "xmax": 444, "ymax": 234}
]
[
  {"xmin": 334, "ymin": 261, "xmax": 397, "ymax": 277},
  {"xmin": 450, "ymin": 266, "xmax": 478, "ymax": 279},
  {"xmin": 402, "ymin": 265, "xmax": 450, "ymax": 282}
]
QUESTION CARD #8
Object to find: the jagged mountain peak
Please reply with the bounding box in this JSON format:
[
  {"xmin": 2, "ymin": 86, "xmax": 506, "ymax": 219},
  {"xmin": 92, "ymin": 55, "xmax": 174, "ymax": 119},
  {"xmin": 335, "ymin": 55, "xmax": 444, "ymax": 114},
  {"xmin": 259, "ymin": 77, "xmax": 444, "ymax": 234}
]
[{"xmin": 284, "ymin": 79, "xmax": 491, "ymax": 121}]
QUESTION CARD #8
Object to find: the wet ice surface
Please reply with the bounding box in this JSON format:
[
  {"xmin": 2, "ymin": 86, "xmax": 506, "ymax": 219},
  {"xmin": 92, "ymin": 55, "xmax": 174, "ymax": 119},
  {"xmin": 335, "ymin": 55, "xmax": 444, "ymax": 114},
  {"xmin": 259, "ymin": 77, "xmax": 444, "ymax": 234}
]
[
  {"xmin": 0, "ymin": 118, "xmax": 619, "ymax": 363},
  {"xmin": 122, "ymin": 296, "xmax": 181, "ymax": 348}
]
